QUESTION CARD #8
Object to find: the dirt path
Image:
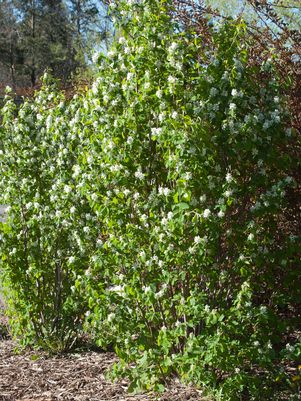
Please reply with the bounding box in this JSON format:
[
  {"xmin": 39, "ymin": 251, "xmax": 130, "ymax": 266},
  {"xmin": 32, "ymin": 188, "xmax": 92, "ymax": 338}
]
[{"xmin": 0, "ymin": 340, "xmax": 207, "ymax": 401}]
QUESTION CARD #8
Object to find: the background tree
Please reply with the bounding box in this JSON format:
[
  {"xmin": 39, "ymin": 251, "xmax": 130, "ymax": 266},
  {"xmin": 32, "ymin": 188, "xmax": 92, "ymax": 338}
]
[
  {"xmin": 14, "ymin": 0, "xmax": 78, "ymax": 87},
  {"xmin": 68, "ymin": 0, "xmax": 111, "ymax": 66},
  {"xmin": 0, "ymin": 0, "xmax": 20, "ymax": 88},
  {"xmin": 0, "ymin": 0, "xmax": 111, "ymax": 90}
]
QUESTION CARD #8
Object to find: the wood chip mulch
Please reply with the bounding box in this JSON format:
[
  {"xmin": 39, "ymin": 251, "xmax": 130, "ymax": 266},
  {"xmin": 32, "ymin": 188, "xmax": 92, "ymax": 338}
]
[{"xmin": 0, "ymin": 340, "xmax": 207, "ymax": 401}]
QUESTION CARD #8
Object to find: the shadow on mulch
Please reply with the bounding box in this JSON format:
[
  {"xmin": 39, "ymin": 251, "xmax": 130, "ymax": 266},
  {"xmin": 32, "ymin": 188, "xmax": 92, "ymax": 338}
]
[
  {"xmin": 0, "ymin": 340, "xmax": 207, "ymax": 401},
  {"xmin": 0, "ymin": 307, "xmax": 9, "ymax": 341}
]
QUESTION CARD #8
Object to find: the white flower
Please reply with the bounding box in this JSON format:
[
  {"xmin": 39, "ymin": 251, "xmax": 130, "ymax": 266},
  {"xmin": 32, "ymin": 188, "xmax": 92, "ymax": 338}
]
[
  {"xmin": 156, "ymin": 90, "xmax": 163, "ymax": 99},
  {"xmin": 143, "ymin": 286, "xmax": 151, "ymax": 294},
  {"xmin": 110, "ymin": 164, "xmax": 121, "ymax": 172},
  {"xmin": 107, "ymin": 312, "xmax": 115, "ymax": 322},
  {"xmin": 140, "ymin": 214, "xmax": 147, "ymax": 221},
  {"xmin": 55, "ymin": 210, "xmax": 62, "ymax": 218},
  {"xmin": 263, "ymin": 120, "xmax": 270, "ymax": 130},
  {"xmin": 218, "ymin": 210, "xmax": 225, "ymax": 218},
  {"xmin": 83, "ymin": 226, "xmax": 90, "ymax": 234},
  {"xmin": 108, "ymin": 285, "xmax": 124, "ymax": 295},
  {"xmin": 167, "ymin": 211, "xmax": 173, "ymax": 220},
  {"xmin": 224, "ymin": 190, "xmax": 232, "ymax": 198},
  {"xmin": 194, "ymin": 236, "xmax": 201, "ymax": 244},
  {"xmin": 208, "ymin": 181, "xmax": 215, "ymax": 190},
  {"xmin": 91, "ymin": 193, "xmax": 98, "ymax": 201},
  {"xmin": 151, "ymin": 127, "xmax": 162, "ymax": 138},
  {"xmin": 169, "ymin": 42, "xmax": 178, "ymax": 53},
  {"xmin": 68, "ymin": 256, "xmax": 75, "ymax": 264},
  {"xmin": 134, "ymin": 170, "xmax": 144, "ymax": 180},
  {"xmin": 158, "ymin": 112, "xmax": 165, "ymax": 122},
  {"xmin": 73, "ymin": 165, "xmax": 81, "ymax": 177},
  {"xmin": 161, "ymin": 217, "xmax": 168, "ymax": 226},
  {"xmin": 229, "ymin": 103, "xmax": 236, "ymax": 111},
  {"xmin": 203, "ymin": 209, "xmax": 211, "ymax": 218},
  {"xmin": 253, "ymin": 341, "xmax": 260, "ymax": 347},
  {"xmin": 87, "ymin": 155, "xmax": 93, "ymax": 164},
  {"xmin": 155, "ymin": 290, "xmax": 164, "ymax": 299},
  {"xmin": 235, "ymin": 368, "xmax": 240, "ymax": 374},
  {"xmin": 161, "ymin": 187, "xmax": 170, "ymax": 196},
  {"xmin": 64, "ymin": 185, "xmax": 72, "ymax": 194},
  {"xmin": 92, "ymin": 82, "xmax": 98, "ymax": 95},
  {"xmin": 199, "ymin": 195, "xmax": 206, "ymax": 203},
  {"xmin": 127, "ymin": 72, "xmax": 134, "ymax": 81},
  {"xmin": 118, "ymin": 36, "xmax": 126, "ymax": 44},
  {"xmin": 231, "ymin": 89, "xmax": 238, "ymax": 97},
  {"xmin": 70, "ymin": 206, "xmax": 76, "ymax": 214},
  {"xmin": 210, "ymin": 87, "xmax": 218, "ymax": 97},
  {"xmin": 226, "ymin": 173, "xmax": 233, "ymax": 183},
  {"xmin": 168, "ymin": 75, "xmax": 176, "ymax": 85},
  {"xmin": 127, "ymin": 136, "xmax": 133, "ymax": 145},
  {"xmin": 171, "ymin": 111, "xmax": 178, "ymax": 119},
  {"xmin": 107, "ymin": 50, "xmax": 115, "ymax": 58},
  {"xmin": 285, "ymin": 176, "xmax": 293, "ymax": 184},
  {"xmin": 247, "ymin": 233, "xmax": 254, "ymax": 241},
  {"xmin": 286, "ymin": 343, "xmax": 294, "ymax": 352},
  {"xmin": 158, "ymin": 186, "xmax": 170, "ymax": 196},
  {"xmin": 92, "ymin": 52, "xmax": 99, "ymax": 63}
]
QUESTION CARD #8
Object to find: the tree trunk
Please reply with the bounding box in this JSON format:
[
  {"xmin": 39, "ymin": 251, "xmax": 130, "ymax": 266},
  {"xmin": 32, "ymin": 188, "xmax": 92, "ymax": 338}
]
[{"xmin": 30, "ymin": 0, "xmax": 36, "ymax": 87}]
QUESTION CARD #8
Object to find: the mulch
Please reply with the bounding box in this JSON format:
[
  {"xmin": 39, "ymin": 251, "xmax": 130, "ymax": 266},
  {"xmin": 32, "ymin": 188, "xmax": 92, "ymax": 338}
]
[{"xmin": 0, "ymin": 340, "xmax": 207, "ymax": 401}]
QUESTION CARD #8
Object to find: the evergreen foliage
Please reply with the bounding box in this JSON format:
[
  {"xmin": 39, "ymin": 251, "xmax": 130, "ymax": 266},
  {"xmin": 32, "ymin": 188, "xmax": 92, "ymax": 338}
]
[{"xmin": 0, "ymin": 0, "xmax": 110, "ymax": 88}]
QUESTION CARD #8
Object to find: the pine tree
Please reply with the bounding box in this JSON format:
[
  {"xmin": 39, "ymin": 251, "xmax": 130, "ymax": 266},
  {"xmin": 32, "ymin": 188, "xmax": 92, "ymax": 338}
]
[
  {"xmin": 0, "ymin": 0, "xmax": 21, "ymax": 87},
  {"xmin": 0, "ymin": 0, "xmax": 111, "ymax": 89},
  {"xmin": 14, "ymin": 0, "xmax": 78, "ymax": 86},
  {"xmin": 68, "ymin": 0, "xmax": 111, "ymax": 64}
]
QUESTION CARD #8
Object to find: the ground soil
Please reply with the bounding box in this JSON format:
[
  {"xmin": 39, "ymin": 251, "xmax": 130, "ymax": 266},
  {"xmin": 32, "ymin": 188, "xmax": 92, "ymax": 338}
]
[{"xmin": 0, "ymin": 339, "xmax": 207, "ymax": 401}]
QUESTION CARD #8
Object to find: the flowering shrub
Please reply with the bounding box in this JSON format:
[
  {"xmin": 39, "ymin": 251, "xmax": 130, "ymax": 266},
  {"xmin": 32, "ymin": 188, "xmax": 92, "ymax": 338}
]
[
  {"xmin": 0, "ymin": 77, "xmax": 98, "ymax": 350},
  {"xmin": 79, "ymin": 1, "xmax": 299, "ymax": 399},
  {"xmin": 0, "ymin": 0, "xmax": 299, "ymax": 399}
]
